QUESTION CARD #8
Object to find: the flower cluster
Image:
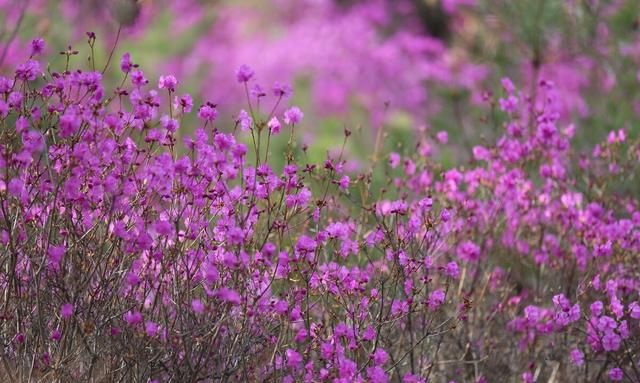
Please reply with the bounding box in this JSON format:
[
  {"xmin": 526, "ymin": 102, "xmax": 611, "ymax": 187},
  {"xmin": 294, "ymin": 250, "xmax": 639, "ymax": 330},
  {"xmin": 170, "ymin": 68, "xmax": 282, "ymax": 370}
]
[{"xmin": 1, "ymin": 29, "xmax": 640, "ymax": 383}]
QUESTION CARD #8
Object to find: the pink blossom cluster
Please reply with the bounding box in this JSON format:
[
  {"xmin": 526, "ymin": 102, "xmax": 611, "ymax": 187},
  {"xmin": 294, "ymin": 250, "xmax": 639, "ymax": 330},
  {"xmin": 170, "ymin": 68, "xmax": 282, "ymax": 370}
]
[{"xmin": 1, "ymin": 31, "xmax": 640, "ymax": 382}]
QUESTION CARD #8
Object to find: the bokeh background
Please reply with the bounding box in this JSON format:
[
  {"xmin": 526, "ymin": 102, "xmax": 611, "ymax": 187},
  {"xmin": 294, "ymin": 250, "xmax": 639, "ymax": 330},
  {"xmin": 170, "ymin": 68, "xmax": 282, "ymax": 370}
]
[{"xmin": 2, "ymin": 0, "xmax": 640, "ymax": 170}]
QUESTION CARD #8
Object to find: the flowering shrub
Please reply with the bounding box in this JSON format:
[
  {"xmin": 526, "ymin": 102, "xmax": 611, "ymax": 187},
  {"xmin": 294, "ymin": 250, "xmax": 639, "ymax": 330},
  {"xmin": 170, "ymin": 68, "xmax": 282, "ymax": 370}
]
[{"xmin": 2, "ymin": 31, "xmax": 640, "ymax": 383}]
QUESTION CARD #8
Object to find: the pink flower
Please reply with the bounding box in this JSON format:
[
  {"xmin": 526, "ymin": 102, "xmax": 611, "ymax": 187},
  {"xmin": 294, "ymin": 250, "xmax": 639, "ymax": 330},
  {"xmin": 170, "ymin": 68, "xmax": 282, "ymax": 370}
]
[
  {"xmin": 158, "ymin": 75, "xmax": 178, "ymax": 91},
  {"xmin": 120, "ymin": 52, "xmax": 133, "ymax": 73},
  {"xmin": 371, "ymin": 348, "xmax": 389, "ymax": 366},
  {"xmin": 283, "ymin": 107, "xmax": 303, "ymax": 125},
  {"xmin": 608, "ymin": 368, "xmax": 623, "ymax": 381},
  {"xmin": 436, "ymin": 131, "xmax": 448, "ymax": 144},
  {"xmin": 60, "ymin": 303, "xmax": 74, "ymax": 319},
  {"xmin": 338, "ymin": 175, "xmax": 350, "ymax": 192},
  {"xmin": 123, "ymin": 311, "xmax": 143, "ymax": 326},
  {"xmin": 31, "ymin": 38, "xmax": 45, "ymax": 55},
  {"xmin": 235, "ymin": 65, "xmax": 255, "ymax": 83},
  {"xmin": 268, "ymin": 117, "xmax": 281, "ymax": 135},
  {"xmin": 191, "ymin": 299, "xmax": 205, "ymax": 314},
  {"xmin": 570, "ymin": 349, "xmax": 584, "ymax": 366},
  {"xmin": 215, "ymin": 288, "xmax": 241, "ymax": 305},
  {"xmin": 428, "ymin": 289, "xmax": 446, "ymax": 311},
  {"xmin": 286, "ymin": 349, "xmax": 302, "ymax": 369},
  {"xmin": 145, "ymin": 321, "xmax": 159, "ymax": 337}
]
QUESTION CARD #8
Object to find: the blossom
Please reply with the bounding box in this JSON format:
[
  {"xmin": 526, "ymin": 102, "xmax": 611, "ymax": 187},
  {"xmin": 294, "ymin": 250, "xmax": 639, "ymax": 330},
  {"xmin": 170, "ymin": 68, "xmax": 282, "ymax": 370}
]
[
  {"xmin": 60, "ymin": 303, "xmax": 74, "ymax": 319},
  {"xmin": 158, "ymin": 75, "xmax": 178, "ymax": 91},
  {"xmin": 371, "ymin": 348, "xmax": 389, "ymax": 365},
  {"xmin": 273, "ymin": 82, "xmax": 292, "ymax": 97},
  {"xmin": 436, "ymin": 131, "xmax": 448, "ymax": 144},
  {"xmin": 31, "ymin": 38, "xmax": 45, "ymax": 55},
  {"xmin": 570, "ymin": 348, "xmax": 584, "ymax": 366},
  {"xmin": 608, "ymin": 368, "xmax": 623, "ymax": 381},
  {"xmin": 445, "ymin": 262, "xmax": 460, "ymax": 279},
  {"xmin": 286, "ymin": 349, "xmax": 302, "ymax": 369},
  {"xmin": 237, "ymin": 109, "xmax": 252, "ymax": 131},
  {"xmin": 215, "ymin": 288, "xmax": 241, "ymax": 305},
  {"xmin": 338, "ymin": 175, "xmax": 350, "ymax": 192},
  {"xmin": 268, "ymin": 117, "xmax": 281, "ymax": 134},
  {"xmin": 123, "ymin": 311, "xmax": 143, "ymax": 326},
  {"xmin": 191, "ymin": 299, "xmax": 205, "ymax": 314},
  {"xmin": 15, "ymin": 60, "xmax": 40, "ymax": 81},
  {"xmin": 120, "ymin": 52, "xmax": 133, "ymax": 73},
  {"xmin": 198, "ymin": 103, "xmax": 218, "ymax": 122},
  {"xmin": 283, "ymin": 106, "xmax": 303, "ymax": 125},
  {"xmin": 145, "ymin": 321, "xmax": 159, "ymax": 337},
  {"xmin": 428, "ymin": 289, "xmax": 446, "ymax": 311},
  {"xmin": 235, "ymin": 64, "xmax": 254, "ymax": 83}
]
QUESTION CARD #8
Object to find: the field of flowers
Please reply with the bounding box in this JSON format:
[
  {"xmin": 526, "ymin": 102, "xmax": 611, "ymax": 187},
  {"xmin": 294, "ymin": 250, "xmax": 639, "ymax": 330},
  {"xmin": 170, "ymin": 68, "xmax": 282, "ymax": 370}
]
[{"xmin": 1, "ymin": 0, "xmax": 640, "ymax": 382}]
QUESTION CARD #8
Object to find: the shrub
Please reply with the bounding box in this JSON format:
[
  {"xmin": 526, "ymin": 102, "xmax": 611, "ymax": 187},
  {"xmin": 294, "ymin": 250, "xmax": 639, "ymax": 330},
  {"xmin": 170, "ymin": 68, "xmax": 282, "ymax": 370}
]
[{"xmin": 0, "ymin": 37, "xmax": 639, "ymax": 383}]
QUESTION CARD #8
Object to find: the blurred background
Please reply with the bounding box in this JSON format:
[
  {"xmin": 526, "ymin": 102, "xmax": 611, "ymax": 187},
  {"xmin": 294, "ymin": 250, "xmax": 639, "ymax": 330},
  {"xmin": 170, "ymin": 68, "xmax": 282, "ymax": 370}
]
[{"xmin": 1, "ymin": 0, "xmax": 640, "ymax": 170}]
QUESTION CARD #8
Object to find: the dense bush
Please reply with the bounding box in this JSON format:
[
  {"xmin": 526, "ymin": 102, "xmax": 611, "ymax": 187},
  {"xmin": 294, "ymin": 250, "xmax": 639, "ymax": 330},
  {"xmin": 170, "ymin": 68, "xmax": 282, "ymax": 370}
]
[{"xmin": 0, "ymin": 34, "xmax": 639, "ymax": 383}]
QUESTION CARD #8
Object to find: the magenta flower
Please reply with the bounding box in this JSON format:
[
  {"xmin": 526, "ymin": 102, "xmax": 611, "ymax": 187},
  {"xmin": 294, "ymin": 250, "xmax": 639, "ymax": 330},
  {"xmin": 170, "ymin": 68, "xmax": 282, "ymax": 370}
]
[
  {"xmin": 570, "ymin": 349, "xmax": 584, "ymax": 366},
  {"xmin": 338, "ymin": 175, "xmax": 350, "ymax": 192},
  {"xmin": 30, "ymin": 38, "xmax": 45, "ymax": 55},
  {"xmin": 215, "ymin": 288, "xmax": 241, "ymax": 305},
  {"xmin": 158, "ymin": 75, "xmax": 178, "ymax": 91},
  {"xmin": 120, "ymin": 52, "xmax": 133, "ymax": 73},
  {"xmin": 428, "ymin": 289, "xmax": 446, "ymax": 311},
  {"xmin": 198, "ymin": 103, "xmax": 218, "ymax": 122},
  {"xmin": 268, "ymin": 117, "xmax": 281, "ymax": 135},
  {"xmin": 123, "ymin": 311, "xmax": 143, "ymax": 326},
  {"xmin": 283, "ymin": 106, "xmax": 303, "ymax": 125},
  {"xmin": 235, "ymin": 64, "xmax": 254, "ymax": 83},
  {"xmin": 285, "ymin": 348, "xmax": 302, "ymax": 369},
  {"xmin": 608, "ymin": 368, "xmax": 623, "ymax": 381},
  {"xmin": 60, "ymin": 303, "xmax": 74, "ymax": 319},
  {"xmin": 145, "ymin": 321, "xmax": 159, "ymax": 337},
  {"xmin": 436, "ymin": 131, "xmax": 448, "ymax": 144},
  {"xmin": 191, "ymin": 299, "xmax": 205, "ymax": 314},
  {"xmin": 371, "ymin": 348, "xmax": 389, "ymax": 366}
]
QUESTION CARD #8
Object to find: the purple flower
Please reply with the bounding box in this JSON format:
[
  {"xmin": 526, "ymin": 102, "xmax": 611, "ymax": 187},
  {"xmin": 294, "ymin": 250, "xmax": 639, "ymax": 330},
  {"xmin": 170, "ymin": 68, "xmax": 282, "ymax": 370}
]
[
  {"xmin": 158, "ymin": 75, "xmax": 178, "ymax": 91},
  {"xmin": 570, "ymin": 348, "xmax": 584, "ymax": 366},
  {"xmin": 60, "ymin": 303, "xmax": 74, "ymax": 319},
  {"xmin": 191, "ymin": 299, "xmax": 205, "ymax": 314},
  {"xmin": 285, "ymin": 348, "xmax": 302, "ymax": 369},
  {"xmin": 160, "ymin": 115, "xmax": 179, "ymax": 133},
  {"xmin": 273, "ymin": 82, "xmax": 292, "ymax": 98},
  {"xmin": 145, "ymin": 321, "xmax": 159, "ymax": 337},
  {"xmin": 15, "ymin": 60, "xmax": 41, "ymax": 81},
  {"xmin": 198, "ymin": 103, "xmax": 218, "ymax": 122},
  {"xmin": 608, "ymin": 368, "xmax": 623, "ymax": 381},
  {"xmin": 131, "ymin": 70, "xmax": 148, "ymax": 87},
  {"xmin": 31, "ymin": 38, "xmax": 45, "ymax": 55},
  {"xmin": 235, "ymin": 64, "xmax": 254, "ymax": 83},
  {"xmin": 268, "ymin": 117, "xmax": 281, "ymax": 134},
  {"xmin": 602, "ymin": 332, "xmax": 621, "ymax": 351},
  {"xmin": 283, "ymin": 106, "xmax": 303, "ymax": 125},
  {"xmin": 457, "ymin": 241, "xmax": 481, "ymax": 262},
  {"xmin": 371, "ymin": 348, "xmax": 389, "ymax": 365},
  {"xmin": 237, "ymin": 109, "xmax": 252, "ymax": 131},
  {"xmin": 436, "ymin": 131, "xmax": 448, "ymax": 144},
  {"xmin": 175, "ymin": 93, "xmax": 193, "ymax": 113},
  {"xmin": 629, "ymin": 301, "xmax": 640, "ymax": 319},
  {"xmin": 428, "ymin": 289, "xmax": 446, "ymax": 311},
  {"xmin": 338, "ymin": 175, "xmax": 350, "ymax": 192},
  {"xmin": 120, "ymin": 52, "xmax": 133, "ymax": 73},
  {"xmin": 445, "ymin": 261, "xmax": 460, "ymax": 279},
  {"xmin": 215, "ymin": 288, "xmax": 241, "ymax": 305},
  {"xmin": 590, "ymin": 301, "xmax": 604, "ymax": 317},
  {"xmin": 367, "ymin": 366, "xmax": 389, "ymax": 383},
  {"xmin": 123, "ymin": 311, "xmax": 143, "ymax": 326}
]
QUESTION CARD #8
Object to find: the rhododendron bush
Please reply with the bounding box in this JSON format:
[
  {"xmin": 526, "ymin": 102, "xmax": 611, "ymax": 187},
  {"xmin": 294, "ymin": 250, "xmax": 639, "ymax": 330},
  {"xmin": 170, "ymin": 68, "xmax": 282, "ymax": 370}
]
[{"xmin": 2, "ymin": 1, "xmax": 640, "ymax": 383}]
